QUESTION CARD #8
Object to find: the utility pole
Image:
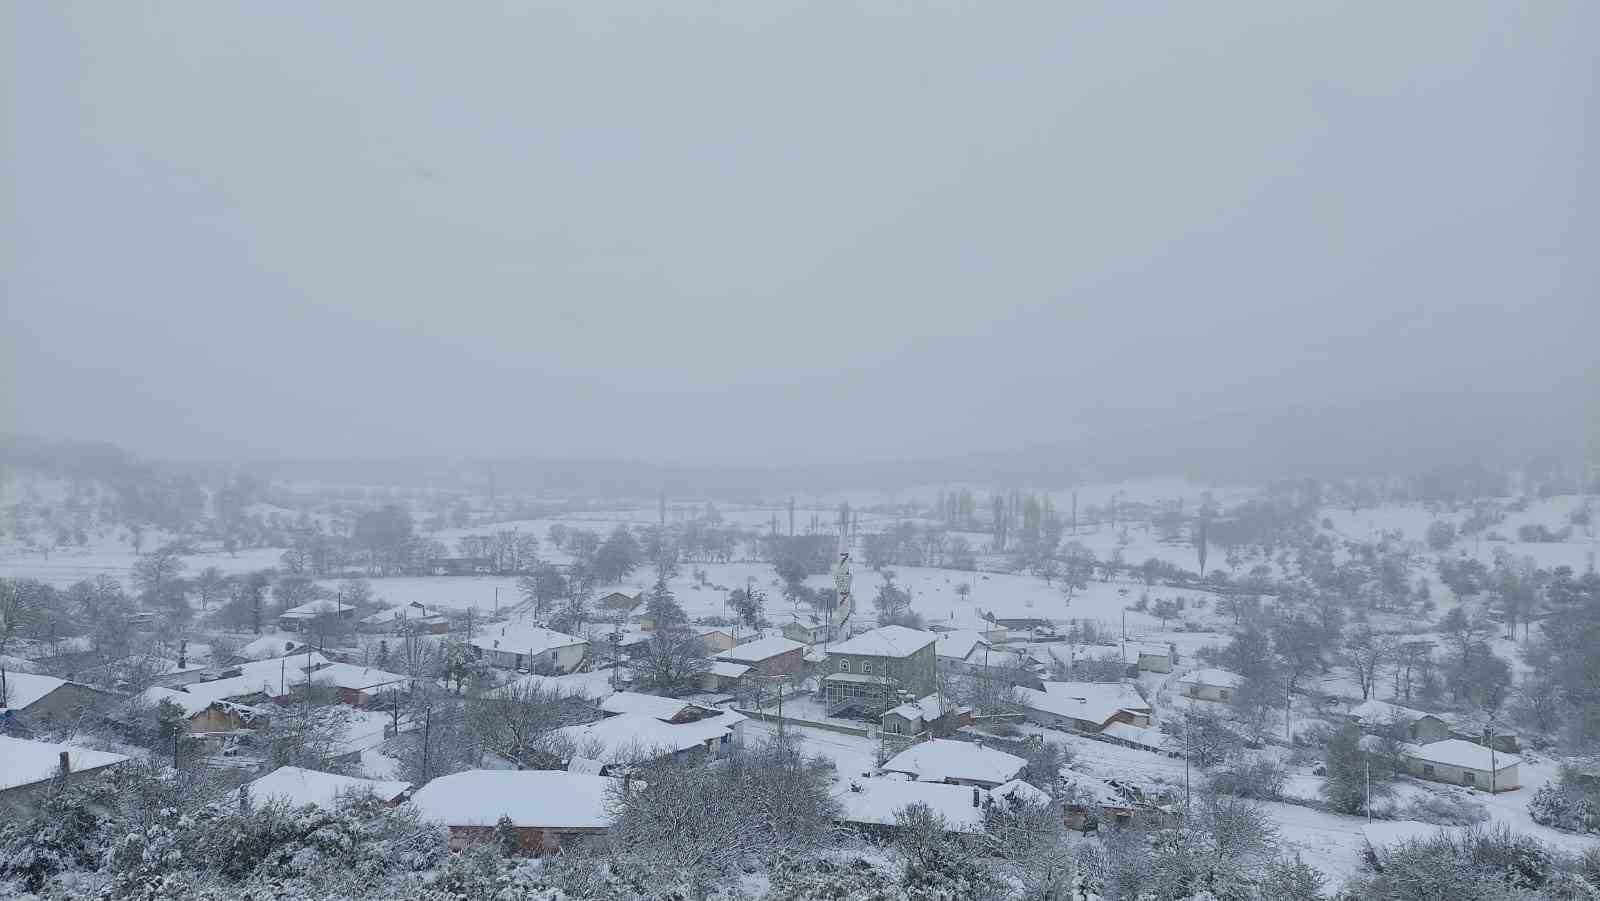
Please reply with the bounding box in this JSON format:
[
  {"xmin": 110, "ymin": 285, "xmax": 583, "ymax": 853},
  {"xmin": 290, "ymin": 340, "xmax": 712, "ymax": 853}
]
[
  {"xmin": 1365, "ymin": 760, "xmax": 1372, "ymax": 822},
  {"xmin": 1184, "ymin": 709, "xmax": 1192, "ymax": 815}
]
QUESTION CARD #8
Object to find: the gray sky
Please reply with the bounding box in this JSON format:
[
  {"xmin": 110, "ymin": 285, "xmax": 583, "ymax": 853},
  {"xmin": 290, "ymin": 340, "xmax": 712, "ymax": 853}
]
[{"xmin": 5, "ymin": 1, "xmax": 1595, "ymax": 465}]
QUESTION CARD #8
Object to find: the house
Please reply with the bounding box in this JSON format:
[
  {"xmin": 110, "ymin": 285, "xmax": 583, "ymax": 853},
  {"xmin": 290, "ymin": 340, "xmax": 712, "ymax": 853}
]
[
  {"xmin": 1411, "ymin": 712, "xmax": 1521, "ymax": 754},
  {"xmin": 697, "ymin": 660, "xmax": 750, "ymax": 693},
  {"xmin": 246, "ymin": 766, "xmax": 410, "ymax": 809},
  {"xmin": 599, "ymin": 691, "xmax": 727, "ymax": 723},
  {"xmin": 928, "ymin": 619, "xmax": 1011, "ymax": 644},
  {"xmin": 169, "ymin": 652, "xmax": 332, "ymax": 708},
  {"xmin": 1100, "ymin": 721, "xmax": 1178, "ymax": 755},
  {"xmin": 276, "ymin": 599, "xmax": 358, "ymax": 633},
  {"xmin": 409, "ymin": 770, "xmax": 619, "ymax": 854},
  {"xmin": 1017, "ymin": 682, "xmax": 1151, "ymax": 733},
  {"xmin": 554, "ymin": 708, "xmax": 746, "ymax": 768},
  {"xmin": 134, "ymin": 686, "xmax": 266, "ymax": 733},
  {"xmin": 0, "ymin": 737, "xmax": 129, "ymax": 808},
  {"xmin": 300, "ymin": 662, "xmax": 410, "ymax": 707},
  {"xmin": 359, "ymin": 602, "xmax": 450, "ymax": 635},
  {"xmin": 595, "ymin": 591, "xmax": 644, "ymax": 616},
  {"xmin": 234, "ymin": 634, "xmax": 305, "ymax": 662},
  {"xmin": 821, "ymin": 626, "xmax": 938, "ymax": 715},
  {"xmin": 932, "ymin": 630, "xmax": 993, "ymax": 673},
  {"xmin": 0, "ymin": 672, "xmax": 112, "ymax": 724},
  {"xmin": 1177, "ymin": 668, "xmax": 1243, "ymax": 702},
  {"xmin": 467, "ymin": 626, "xmax": 589, "ymax": 674},
  {"xmin": 881, "ymin": 694, "xmax": 967, "ymax": 737},
  {"xmin": 693, "ymin": 626, "xmax": 736, "ymax": 653},
  {"xmin": 833, "ymin": 777, "xmax": 991, "ymax": 834},
  {"xmin": 714, "ymin": 635, "xmax": 807, "ymax": 677},
  {"xmin": 1121, "ymin": 642, "xmax": 1178, "ymax": 674},
  {"xmin": 1405, "ymin": 739, "xmax": 1522, "ymax": 792},
  {"xmin": 1062, "ymin": 777, "xmax": 1177, "ymax": 832},
  {"xmin": 879, "ymin": 738, "xmax": 1027, "ymax": 788}
]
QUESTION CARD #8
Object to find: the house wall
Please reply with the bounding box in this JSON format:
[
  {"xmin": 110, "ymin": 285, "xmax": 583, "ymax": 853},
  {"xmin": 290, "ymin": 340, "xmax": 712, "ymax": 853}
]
[
  {"xmin": 482, "ymin": 642, "xmax": 588, "ymax": 674},
  {"xmin": 1411, "ymin": 717, "xmax": 1454, "ymax": 744},
  {"xmin": 826, "ymin": 644, "xmax": 936, "ymax": 698},
  {"xmin": 0, "ymin": 763, "xmax": 125, "ymax": 812},
  {"xmin": 881, "ymin": 711, "xmax": 923, "ymax": 735},
  {"xmin": 699, "ymin": 631, "xmax": 736, "ymax": 653},
  {"xmin": 187, "ymin": 706, "xmax": 245, "ymax": 733},
  {"xmin": 1407, "ymin": 758, "xmax": 1520, "ymax": 792},
  {"xmin": 1183, "ymin": 683, "xmax": 1233, "ymax": 703}
]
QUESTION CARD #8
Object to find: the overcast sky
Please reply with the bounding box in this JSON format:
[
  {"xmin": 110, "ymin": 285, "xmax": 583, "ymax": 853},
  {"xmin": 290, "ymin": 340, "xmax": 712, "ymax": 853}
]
[{"xmin": 4, "ymin": 1, "xmax": 1594, "ymax": 465}]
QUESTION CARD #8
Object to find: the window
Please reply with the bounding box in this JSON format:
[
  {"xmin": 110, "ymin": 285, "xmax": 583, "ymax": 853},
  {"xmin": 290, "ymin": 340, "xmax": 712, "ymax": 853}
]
[
  {"xmin": 839, "ymin": 659, "xmax": 850, "ymax": 673},
  {"xmin": 1422, "ymin": 765, "xmax": 1435, "ymax": 777},
  {"xmin": 1463, "ymin": 772, "xmax": 1475, "ymax": 786},
  {"xmin": 1219, "ymin": 689, "xmax": 1230, "ymax": 701},
  {"xmin": 862, "ymin": 662, "xmax": 873, "ymax": 674}
]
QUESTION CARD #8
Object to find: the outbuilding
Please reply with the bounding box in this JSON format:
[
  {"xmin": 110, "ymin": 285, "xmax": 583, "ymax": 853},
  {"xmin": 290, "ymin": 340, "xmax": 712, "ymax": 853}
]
[
  {"xmin": 1405, "ymin": 739, "xmax": 1521, "ymax": 792},
  {"xmin": 409, "ymin": 770, "xmax": 619, "ymax": 854}
]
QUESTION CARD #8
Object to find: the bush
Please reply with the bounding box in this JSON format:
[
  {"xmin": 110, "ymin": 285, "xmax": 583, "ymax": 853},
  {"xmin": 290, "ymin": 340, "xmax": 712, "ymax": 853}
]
[
  {"xmin": 1400, "ymin": 793, "xmax": 1490, "ymax": 827},
  {"xmin": 1209, "ymin": 757, "xmax": 1288, "ymax": 802},
  {"xmin": 1530, "ymin": 774, "xmax": 1600, "ymax": 835}
]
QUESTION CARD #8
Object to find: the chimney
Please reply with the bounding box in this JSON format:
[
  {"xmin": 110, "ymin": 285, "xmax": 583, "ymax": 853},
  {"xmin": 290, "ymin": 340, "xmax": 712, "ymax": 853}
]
[
  {"xmin": 59, "ymin": 751, "xmax": 70, "ymax": 774},
  {"xmin": 971, "ymin": 788, "xmax": 980, "ymax": 808}
]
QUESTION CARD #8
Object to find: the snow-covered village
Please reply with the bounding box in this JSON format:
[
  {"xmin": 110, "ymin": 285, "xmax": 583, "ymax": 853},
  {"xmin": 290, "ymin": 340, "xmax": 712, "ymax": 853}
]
[{"xmin": 4, "ymin": 2, "xmax": 1595, "ymax": 899}]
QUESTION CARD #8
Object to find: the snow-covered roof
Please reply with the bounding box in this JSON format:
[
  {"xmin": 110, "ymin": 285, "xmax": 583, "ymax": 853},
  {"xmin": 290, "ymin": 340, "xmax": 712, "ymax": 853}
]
[
  {"xmin": 706, "ymin": 661, "xmax": 750, "ymax": 679},
  {"xmin": 1023, "ymin": 681, "xmax": 1149, "ymax": 725},
  {"xmin": 236, "ymin": 635, "xmax": 304, "ymax": 660},
  {"xmin": 135, "ymin": 686, "xmax": 263, "ymax": 720},
  {"xmin": 360, "ymin": 605, "xmax": 444, "ymax": 625},
  {"xmin": 881, "ymin": 739, "xmax": 1027, "ymax": 786},
  {"xmin": 827, "ymin": 626, "xmax": 937, "ymax": 659},
  {"xmin": 715, "ymin": 635, "xmax": 804, "ymax": 664},
  {"xmin": 467, "ymin": 626, "xmax": 588, "ymax": 656},
  {"xmin": 1407, "ymin": 739, "xmax": 1522, "ymax": 772},
  {"xmin": 1346, "ymin": 699, "xmax": 1426, "ymax": 727},
  {"xmin": 556, "ymin": 709, "xmax": 745, "ymax": 763},
  {"xmin": 279, "ymin": 599, "xmax": 354, "ymax": 618},
  {"xmin": 932, "ymin": 630, "xmax": 990, "ymax": 662},
  {"xmin": 600, "ymin": 691, "xmax": 704, "ymax": 721},
  {"xmin": 886, "ymin": 694, "xmax": 957, "ymax": 724},
  {"xmin": 833, "ymin": 778, "xmax": 989, "ymax": 833},
  {"xmin": 409, "ymin": 770, "xmax": 618, "ymax": 829},
  {"xmin": 0, "ymin": 672, "xmax": 71, "ymax": 711},
  {"xmin": 304, "ymin": 662, "xmax": 409, "ymax": 692},
  {"xmin": 991, "ymin": 778, "xmax": 1052, "ymax": 807},
  {"xmin": 177, "ymin": 652, "xmax": 331, "ymax": 706},
  {"xmin": 1177, "ymin": 668, "xmax": 1244, "ymax": 689},
  {"xmin": 0, "ymin": 736, "xmax": 128, "ymax": 792},
  {"xmin": 247, "ymin": 766, "xmax": 410, "ymax": 808},
  {"xmin": 498, "ymin": 670, "xmax": 617, "ymax": 702}
]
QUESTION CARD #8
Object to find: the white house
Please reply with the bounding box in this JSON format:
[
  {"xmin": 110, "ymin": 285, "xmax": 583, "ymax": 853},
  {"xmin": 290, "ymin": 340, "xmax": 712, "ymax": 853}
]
[
  {"xmin": 1177, "ymin": 668, "xmax": 1244, "ymax": 702},
  {"xmin": 1405, "ymin": 739, "xmax": 1522, "ymax": 792},
  {"xmin": 467, "ymin": 626, "xmax": 589, "ymax": 674}
]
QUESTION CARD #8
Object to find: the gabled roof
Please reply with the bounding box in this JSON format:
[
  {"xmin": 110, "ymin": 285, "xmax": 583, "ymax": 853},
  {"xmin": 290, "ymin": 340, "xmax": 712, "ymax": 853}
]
[
  {"xmin": 247, "ymin": 766, "xmax": 410, "ymax": 808},
  {"xmin": 175, "ymin": 652, "xmax": 330, "ymax": 706},
  {"xmin": 409, "ymin": 770, "xmax": 619, "ymax": 829},
  {"xmin": 555, "ymin": 709, "xmax": 745, "ymax": 763},
  {"xmin": 304, "ymin": 663, "xmax": 409, "ymax": 692},
  {"xmin": 1408, "ymin": 738, "xmax": 1522, "ymax": 772},
  {"xmin": 833, "ymin": 778, "xmax": 989, "ymax": 832},
  {"xmin": 827, "ymin": 626, "xmax": 937, "ymax": 659},
  {"xmin": 1347, "ymin": 699, "xmax": 1426, "ymax": 727},
  {"xmin": 1101, "ymin": 721, "xmax": 1174, "ymax": 752},
  {"xmin": 881, "ymin": 739, "xmax": 1026, "ymax": 786},
  {"xmin": 1177, "ymin": 668, "xmax": 1243, "ymax": 688},
  {"xmin": 0, "ymin": 736, "xmax": 128, "ymax": 792},
  {"xmin": 886, "ymin": 693, "xmax": 958, "ymax": 723},
  {"xmin": 715, "ymin": 636, "xmax": 804, "ymax": 664},
  {"xmin": 707, "ymin": 661, "xmax": 750, "ymax": 679},
  {"xmin": 1021, "ymin": 682, "xmax": 1149, "ymax": 727},
  {"xmin": 135, "ymin": 686, "xmax": 263, "ymax": 721},
  {"xmin": 467, "ymin": 626, "xmax": 588, "ymax": 656},
  {"xmin": 932, "ymin": 630, "xmax": 990, "ymax": 662},
  {"xmin": 0, "ymin": 672, "xmax": 73, "ymax": 711},
  {"xmin": 600, "ymin": 691, "xmax": 705, "ymax": 721},
  {"xmin": 279, "ymin": 599, "xmax": 354, "ymax": 618}
]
